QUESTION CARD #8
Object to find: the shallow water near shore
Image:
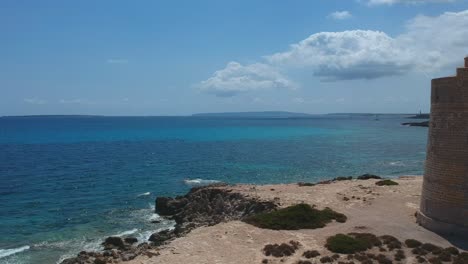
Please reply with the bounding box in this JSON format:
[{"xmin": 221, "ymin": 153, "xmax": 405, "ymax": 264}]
[{"xmin": 0, "ymin": 115, "xmax": 428, "ymax": 263}]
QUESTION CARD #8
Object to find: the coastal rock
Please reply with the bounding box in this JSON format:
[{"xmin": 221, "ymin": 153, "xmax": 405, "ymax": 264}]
[
  {"xmin": 156, "ymin": 186, "xmax": 277, "ymax": 227},
  {"xmin": 102, "ymin": 236, "xmax": 126, "ymax": 250},
  {"xmin": 124, "ymin": 237, "xmax": 138, "ymax": 245},
  {"xmin": 151, "ymin": 185, "xmax": 277, "ymax": 246},
  {"xmin": 61, "ymin": 185, "xmax": 276, "ymax": 264},
  {"xmin": 149, "ymin": 229, "xmax": 175, "ymax": 246},
  {"xmin": 402, "ymin": 121, "xmax": 429, "ymax": 127},
  {"xmin": 94, "ymin": 257, "xmax": 107, "ymax": 264},
  {"xmin": 155, "ymin": 196, "xmax": 188, "ymax": 216}
]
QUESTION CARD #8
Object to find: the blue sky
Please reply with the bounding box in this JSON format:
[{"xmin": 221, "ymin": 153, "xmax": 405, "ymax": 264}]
[{"xmin": 1, "ymin": 0, "xmax": 468, "ymax": 116}]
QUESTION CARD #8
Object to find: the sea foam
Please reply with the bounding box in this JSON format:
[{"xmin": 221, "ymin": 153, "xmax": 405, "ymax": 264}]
[
  {"xmin": 137, "ymin": 192, "xmax": 151, "ymax": 197},
  {"xmin": 0, "ymin": 245, "xmax": 30, "ymax": 259},
  {"xmin": 114, "ymin": 229, "xmax": 138, "ymax": 237},
  {"xmin": 183, "ymin": 178, "xmax": 220, "ymax": 186}
]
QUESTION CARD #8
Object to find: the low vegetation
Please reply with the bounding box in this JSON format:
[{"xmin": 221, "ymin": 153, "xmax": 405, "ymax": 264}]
[
  {"xmin": 262, "ymin": 234, "xmax": 467, "ymax": 264},
  {"xmin": 357, "ymin": 174, "xmax": 382, "ymax": 180},
  {"xmin": 297, "ymin": 182, "xmax": 315, "ymax": 187},
  {"xmin": 405, "ymin": 239, "xmax": 422, "ymax": 248},
  {"xmin": 303, "ymin": 250, "xmax": 320, "ymax": 258},
  {"xmin": 262, "ymin": 240, "xmax": 300, "ymax": 257},
  {"xmin": 375, "ymin": 180, "xmax": 399, "ymax": 186},
  {"xmin": 325, "ymin": 234, "xmax": 370, "ymax": 254},
  {"xmin": 244, "ymin": 204, "xmax": 346, "ymax": 230}
]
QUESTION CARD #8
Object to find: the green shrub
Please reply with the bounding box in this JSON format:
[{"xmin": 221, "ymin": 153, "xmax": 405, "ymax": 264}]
[
  {"xmin": 394, "ymin": 249, "xmax": 406, "ymax": 261},
  {"xmin": 380, "ymin": 235, "xmax": 402, "ymax": 251},
  {"xmin": 376, "ymin": 254, "xmax": 393, "ymax": 264},
  {"xmin": 298, "ymin": 182, "xmax": 315, "ymax": 187},
  {"xmin": 416, "ymin": 256, "xmax": 426, "ymax": 263},
  {"xmin": 445, "ymin": 247, "xmax": 459, "ymax": 255},
  {"xmin": 412, "ymin": 247, "xmax": 429, "ymax": 256},
  {"xmin": 262, "ymin": 241, "xmax": 300, "ymax": 257},
  {"xmin": 454, "ymin": 252, "xmax": 468, "ymax": 264},
  {"xmin": 244, "ymin": 204, "xmax": 347, "ymax": 230},
  {"xmin": 439, "ymin": 250, "xmax": 452, "ymax": 262},
  {"xmin": 375, "ymin": 180, "xmax": 399, "ymax": 186},
  {"xmin": 303, "ymin": 250, "xmax": 320, "ymax": 258},
  {"xmin": 325, "ymin": 234, "xmax": 369, "ymax": 254},
  {"xmin": 320, "ymin": 256, "xmax": 333, "ymax": 263},
  {"xmin": 421, "ymin": 243, "xmax": 441, "ymax": 253},
  {"xmin": 405, "ymin": 239, "xmax": 422, "ymax": 248},
  {"xmin": 357, "ymin": 174, "xmax": 382, "ymax": 180},
  {"xmin": 348, "ymin": 233, "xmax": 382, "ymax": 248}
]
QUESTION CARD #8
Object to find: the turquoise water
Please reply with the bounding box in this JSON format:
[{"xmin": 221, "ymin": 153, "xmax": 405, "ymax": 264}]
[{"xmin": 0, "ymin": 115, "xmax": 428, "ymax": 263}]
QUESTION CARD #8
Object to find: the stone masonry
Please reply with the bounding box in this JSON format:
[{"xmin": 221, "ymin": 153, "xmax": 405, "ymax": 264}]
[{"xmin": 417, "ymin": 57, "xmax": 468, "ymax": 236}]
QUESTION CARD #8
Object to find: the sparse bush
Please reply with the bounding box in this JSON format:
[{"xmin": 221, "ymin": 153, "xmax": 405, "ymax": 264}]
[
  {"xmin": 375, "ymin": 180, "xmax": 399, "ymax": 186},
  {"xmin": 303, "ymin": 250, "xmax": 320, "ymax": 258},
  {"xmin": 379, "ymin": 235, "xmax": 400, "ymax": 245},
  {"xmin": 454, "ymin": 252, "xmax": 468, "ymax": 264},
  {"xmin": 245, "ymin": 204, "xmax": 347, "ymax": 230},
  {"xmin": 298, "ymin": 182, "xmax": 315, "ymax": 187},
  {"xmin": 416, "ymin": 256, "xmax": 426, "ymax": 263},
  {"xmin": 428, "ymin": 257, "xmax": 442, "ymax": 264},
  {"xmin": 438, "ymin": 250, "xmax": 452, "ymax": 262},
  {"xmin": 354, "ymin": 253, "xmax": 368, "ymax": 262},
  {"xmin": 297, "ymin": 261, "xmax": 312, "ymax": 264},
  {"xmin": 376, "ymin": 254, "xmax": 393, "ymax": 264},
  {"xmin": 262, "ymin": 241, "xmax": 300, "ymax": 257},
  {"xmin": 349, "ymin": 233, "xmax": 382, "ymax": 248},
  {"xmin": 445, "ymin": 247, "xmax": 459, "ymax": 255},
  {"xmin": 421, "ymin": 243, "xmax": 441, "ymax": 253},
  {"xmin": 412, "ymin": 247, "xmax": 429, "ymax": 256},
  {"xmin": 320, "ymin": 256, "xmax": 333, "ymax": 263},
  {"xmin": 358, "ymin": 174, "xmax": 382, "ymax": 180},
  {"xmin": 325, "ymin": 234, "xmax": 369, "ymax": 254},
  {"xmin": 394, "ymin": 249, "xmax": 406, "ymax": 261},
  {"xmin": 405, "ymin": 239, "xmax": 422, "ymax": 248}
]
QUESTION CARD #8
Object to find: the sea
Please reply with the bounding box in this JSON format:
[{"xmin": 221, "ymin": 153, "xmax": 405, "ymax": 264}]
[{"xmin": 0, "ymin": 114, "xmax": 428, "ymax": 264}]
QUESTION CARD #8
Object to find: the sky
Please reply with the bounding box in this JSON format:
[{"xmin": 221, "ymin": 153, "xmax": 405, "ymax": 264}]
[{"xmin": 1, "ymin": 0, "xmax": 468, "ymax": 116}]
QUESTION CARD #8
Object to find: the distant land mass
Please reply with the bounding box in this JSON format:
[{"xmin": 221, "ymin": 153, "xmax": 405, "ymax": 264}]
[
  {"xmin": 406, "ymin": 113, "xmax": 430, "ymax": 119},
  {"xmin": 191, "ymin": 111, "xmax": 314, "ymax": 118},
  {"xmin": 0, "ymin": 115, "xmax": 103, "ymax": 118}
]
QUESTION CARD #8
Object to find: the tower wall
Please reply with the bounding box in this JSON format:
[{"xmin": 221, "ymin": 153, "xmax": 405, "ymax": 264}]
[{"xmin": 417, "ymin": 57, "xmax": 468, "ymax": 235}]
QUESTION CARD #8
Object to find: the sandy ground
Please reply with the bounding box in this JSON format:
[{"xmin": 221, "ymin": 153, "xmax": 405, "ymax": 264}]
[{"xmin": 126, "ymin": 176, "xmax": 465, "ymax": 264}]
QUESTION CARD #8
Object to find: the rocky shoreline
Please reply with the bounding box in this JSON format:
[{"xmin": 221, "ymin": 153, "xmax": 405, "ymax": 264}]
[
  {"xmin": 60, "ymin": 175, "xmax": 467, "ymax": 264},
  {"xmin": 401, "ymin": 121, "xmax": 429, "ymax": 127},
  {"xmin": 60, "ymin": 184, "xmax": 277, "ymax": 264}
]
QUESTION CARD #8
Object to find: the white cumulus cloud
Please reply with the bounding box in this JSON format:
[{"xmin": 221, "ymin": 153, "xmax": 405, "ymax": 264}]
[
  {"xmin": 329, "ymin": 11, "xmax": 352, "ymax": 20},
  {"xmin": 267, "ymin": 30, "xmax": 414, "ymax": 80},
  {"xmin": 366, "ymin": 0, "xmax": 455, "ymax": 5},
  {"xmin": 199, "ymin": 9, "xmax": 468, "ymax": 96},
  {"xmin": 198, "ymin": 62, "xmax": 295, "ymax": 97}
]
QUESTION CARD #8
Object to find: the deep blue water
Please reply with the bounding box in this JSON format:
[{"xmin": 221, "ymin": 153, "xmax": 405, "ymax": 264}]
[{"xmin": 0, "ymin": 115, "xmax": 428, "ymax": 263}]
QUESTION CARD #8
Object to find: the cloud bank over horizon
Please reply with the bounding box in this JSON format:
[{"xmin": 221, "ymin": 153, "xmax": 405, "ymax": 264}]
[{"xmin": 199, "ymin": 10, "xmax": 468, "ymax": 97}]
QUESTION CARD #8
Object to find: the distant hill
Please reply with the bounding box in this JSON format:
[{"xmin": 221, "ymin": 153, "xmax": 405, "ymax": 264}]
[{"xmin": 191, "ymin": 111, "xmax": 314, "ymax": 118}]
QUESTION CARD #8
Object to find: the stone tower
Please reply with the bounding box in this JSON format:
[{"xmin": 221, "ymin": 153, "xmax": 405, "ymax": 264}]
[{"xmin": 417, "ymin": 57, "xmax": 468, "ymax": 236}]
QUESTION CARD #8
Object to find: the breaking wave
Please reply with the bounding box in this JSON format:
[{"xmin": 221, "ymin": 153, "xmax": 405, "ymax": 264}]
[
  {"xmin": 183, "ymin": 178, "xmax": 221, "ymax": 186},
  {"xmin": 0, "ymin": 246, "xmax": 30, "ymax": 259}
]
